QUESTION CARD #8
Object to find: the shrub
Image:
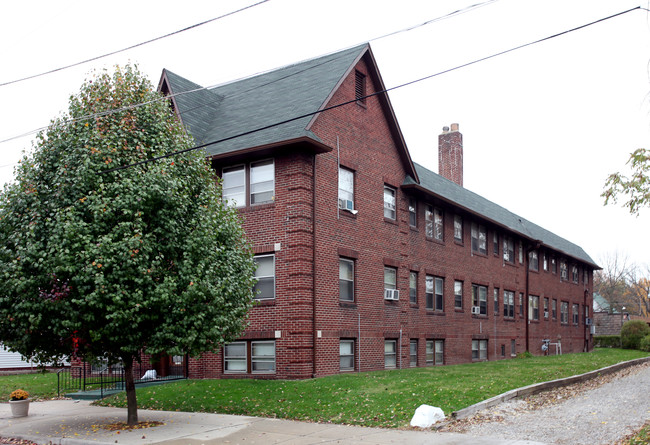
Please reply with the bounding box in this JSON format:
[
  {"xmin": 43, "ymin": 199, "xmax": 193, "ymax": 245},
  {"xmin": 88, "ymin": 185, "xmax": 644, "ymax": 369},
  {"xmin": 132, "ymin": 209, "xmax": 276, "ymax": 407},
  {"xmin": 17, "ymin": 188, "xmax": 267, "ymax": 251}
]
[
  {"xmin": 594, "ymin": 335, "xmax": 621, "ymax": 348},
  {"xmin": 640, "ymin": 335, "xmax": 650, "ymax": 353},
  {"xmin": 620, "ymin": 320, "xmax": 650, "ymax": 350}
]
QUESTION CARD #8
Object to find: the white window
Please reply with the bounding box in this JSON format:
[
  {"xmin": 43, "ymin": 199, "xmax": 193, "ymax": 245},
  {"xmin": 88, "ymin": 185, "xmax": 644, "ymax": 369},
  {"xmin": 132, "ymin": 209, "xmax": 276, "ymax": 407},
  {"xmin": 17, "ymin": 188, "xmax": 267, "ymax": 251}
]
[
  {"xmin": 529, "ymin": 295, "xmax": 539, "ymax": 320},
  {"xmin": 471, "ymin": 223, "xmax": 487, "ymax": 254},
  {"xmin": 251, "ymin": 341, "xmax": 276, "ymax": 373},
  {"xmin": 222, "ymin": 165, "xmax": 246, "ymax": 207},
  {"xmin": 224, "ymin": 340, "xmax": 275, "ymax": 373},
  {"xmin": 222, "ymin": 160, "xmax": 275, "ymax": 207},
  {"xmin": 454, "ymin": 280, "xmax": 463, "ymax": 309},
  {"xmin": 253, "ymin": 255, "xmax": 275, "ymax": 300},
  {"xmin": 544, "ymin": 297, "xmax": 549, "ymax": 319},
  {"xmin": 410, "ymin": 340, "xmax": 418, "ymax": 367},
  {"xmin": 560, "ymin": 261, "xmax": 568, "ymax": 280},
  {"xmin": 339, "ymin": 258, "xmax": 354, "ymax": 302},
  {"xmin": 572, "ymin": 303, "xmax": 580, "ymax": 325},
  {"xmin": 472, "ymin": 339, "xmax": 487, "ymax": 361},
  {"xmin": 494, "ymin": 288, "xmax": 500, "ymax": 315},
  {"xmin": 435, "ymin": 277, "xmax": 444, "ymax": 311},
  {"xmin": 408, "ymin": 198, "xmax": 417, "ymax": 227},
  {"xmin": 224, "ymin": 342, "xmax": 247, "ymax": 372},
  {"xmin": 425, "ymin": 275, "xmax": 434, "ymax": 310},
  {"xmin": 519, "ymin": 241, "xmax": 524, "ymax": 264},
  {"xmin": 503, "ymin": 290, "xmax": 515, "ymax": 318},
  {"xmin": 561, "ymin": 301, "xmax": 569, "ymax": 324},
  {"xmin": 472, "ymin": 284, "xmax": 487, "ymax": 315},
  {"xmin": 338, "ymin": 167, "xmax": 354, "ymax": 211},
  {"xmin": 409, "ymin": 271, "xmax": 418, "ymax": 304},
  {"xmin": 250, "ymin": 160, "xmax": 274, "ymax": 204},
  {"xmin": 503, "ymin": 237, "xmax": 514, "ymax": 263},
  {"xmin": 454, "ymin": 215, "xmax": 463, "ymax": 241},
  {"xmin": 384, "ymin": 340, "xmax": 396, "ymax": 368},
  {"xmin": 426, "ymin": 339, "xmax": 444, "ymax": 365},
  {"xmin": 383, "ymin": 186, "xmax": 396, "ymax": 219},
  {"xmin": 340, "ymin": 340, "xmax": 354, "ymax": 371},
  {"xmin": 384, "ymin": 267, "xmax": 397, "ymax": 290},
  {"xmin": 529, "ymin": 251, "xmax": 539, "ymax": 271}
]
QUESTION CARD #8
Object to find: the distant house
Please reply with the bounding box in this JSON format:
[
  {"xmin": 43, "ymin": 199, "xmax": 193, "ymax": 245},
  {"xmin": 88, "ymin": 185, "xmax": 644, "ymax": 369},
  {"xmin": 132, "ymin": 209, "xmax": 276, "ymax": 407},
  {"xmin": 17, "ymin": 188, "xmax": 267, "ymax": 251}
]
[{"xmin": 159, "ymin": 43, "xmax": 598, "ymax": 379}]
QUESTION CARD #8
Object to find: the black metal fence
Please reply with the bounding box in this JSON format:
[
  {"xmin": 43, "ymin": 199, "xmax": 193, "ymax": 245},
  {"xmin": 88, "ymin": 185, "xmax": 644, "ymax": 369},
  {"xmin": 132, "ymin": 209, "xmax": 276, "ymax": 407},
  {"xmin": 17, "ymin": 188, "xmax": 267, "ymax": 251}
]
[{"xmin": 57, "ymin": 357, "xmax": 187, "ymax": 398}]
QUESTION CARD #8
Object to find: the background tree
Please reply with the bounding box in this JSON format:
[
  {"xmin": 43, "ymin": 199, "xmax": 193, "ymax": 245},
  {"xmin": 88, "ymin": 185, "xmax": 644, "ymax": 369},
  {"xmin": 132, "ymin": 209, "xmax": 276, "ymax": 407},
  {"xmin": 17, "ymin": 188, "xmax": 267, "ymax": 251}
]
[
  {"xmin": 602, "ymin": 147, "xmax": 649, "ymax": 215},
  {"xmin": 0, "ymin": 65, "xmax": 255, "ymax": 425},
  {"xmin": 594, "ymin": 252, "xmax": 634, "ymax": 313}
]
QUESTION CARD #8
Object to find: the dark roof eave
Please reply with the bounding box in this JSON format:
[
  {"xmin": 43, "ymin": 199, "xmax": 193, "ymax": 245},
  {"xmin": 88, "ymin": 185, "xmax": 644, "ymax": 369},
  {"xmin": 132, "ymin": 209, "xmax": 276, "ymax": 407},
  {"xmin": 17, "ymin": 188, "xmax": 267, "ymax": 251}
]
[
  {"xmin": 207, "ymin": 136, "xmax": 332, "ymax": 163},
  {"xmin": 401, "ymin": 183, "xmax": 600, "ymax": 269}
]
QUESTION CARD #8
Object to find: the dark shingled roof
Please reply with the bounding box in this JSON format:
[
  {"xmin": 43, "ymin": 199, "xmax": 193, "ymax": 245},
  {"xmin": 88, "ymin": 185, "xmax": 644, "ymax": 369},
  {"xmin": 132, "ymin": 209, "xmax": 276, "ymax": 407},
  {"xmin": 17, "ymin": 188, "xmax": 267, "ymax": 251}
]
[
  {"xmin": 405, "ymin": 163, "xmax": 598, "ymax": 268},
  {"xmin": 162, "ymin": 44, "xmax": 369, "ymax": 157}
]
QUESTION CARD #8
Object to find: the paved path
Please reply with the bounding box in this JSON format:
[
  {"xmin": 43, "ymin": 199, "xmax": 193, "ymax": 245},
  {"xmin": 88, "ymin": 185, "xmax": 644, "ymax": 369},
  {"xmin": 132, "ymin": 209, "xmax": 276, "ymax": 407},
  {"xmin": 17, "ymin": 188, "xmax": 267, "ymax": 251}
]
[
  {"xmin": 457, "ymin": 362, "xmax": 650, "ymax": 444},
  {"xmin": 0, "ymin": 399, "xmax": 541, "ymax": 445}
]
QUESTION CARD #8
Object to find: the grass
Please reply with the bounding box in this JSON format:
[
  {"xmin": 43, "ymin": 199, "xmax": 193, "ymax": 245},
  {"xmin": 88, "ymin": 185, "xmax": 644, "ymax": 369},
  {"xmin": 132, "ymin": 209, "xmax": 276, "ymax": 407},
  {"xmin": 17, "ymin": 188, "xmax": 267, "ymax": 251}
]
[
  {"xmin": 0, "ymin": 371, "xmax": 60, "ymax": 400},
  {"xmin": 624, "ymin": 421, "xmax": 650, "ymax": 445},
  {"xmin": 89, "ymin": 348, "xmax": 649, "ymax": 428}
]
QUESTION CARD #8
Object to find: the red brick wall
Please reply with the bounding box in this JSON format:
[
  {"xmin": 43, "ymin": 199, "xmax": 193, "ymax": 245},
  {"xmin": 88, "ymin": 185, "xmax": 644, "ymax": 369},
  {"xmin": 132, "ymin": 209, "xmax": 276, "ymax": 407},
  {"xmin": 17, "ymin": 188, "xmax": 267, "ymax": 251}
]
[{"xmin": 188, "ymin": 54, "xmax": 594, "ymax": 379}]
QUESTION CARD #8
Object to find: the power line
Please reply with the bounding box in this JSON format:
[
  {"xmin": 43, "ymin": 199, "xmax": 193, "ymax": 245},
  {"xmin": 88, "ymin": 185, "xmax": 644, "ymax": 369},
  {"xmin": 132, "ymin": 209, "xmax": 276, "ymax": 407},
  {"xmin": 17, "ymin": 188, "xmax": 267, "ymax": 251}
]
[
  {"xmin": 100, "ymin": 6, "xmax": 641, "ymax": 175},
  {"xmin": 0, "ymin": 0, "xmax": 272, "ymax": 88},
  {"xmin": 0, "ymin": 0, "xmax": 499, "ymax": 147}
]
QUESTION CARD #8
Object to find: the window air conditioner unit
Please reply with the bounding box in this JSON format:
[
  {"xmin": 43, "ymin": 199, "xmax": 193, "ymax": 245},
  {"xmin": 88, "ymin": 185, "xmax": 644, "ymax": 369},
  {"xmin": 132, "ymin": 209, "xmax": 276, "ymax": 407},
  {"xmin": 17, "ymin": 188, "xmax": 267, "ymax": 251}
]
[
  {"xmin": 585, "ymin": 317, "xmax": 592, "ymax": 326},
  {"xmin": 544, "ymin": 311, "xmax": 549, "ymax": 318},
  {"xmin": 590, "ymin": 325, "xmax": 596, "ymax": 335},
  {"xmin": 471, "ymin": 306, "xmax": 481, "ymax": 315},
  {"xmin": 384, "ymin": 289, "xmax": 399, "ymax": 301}
]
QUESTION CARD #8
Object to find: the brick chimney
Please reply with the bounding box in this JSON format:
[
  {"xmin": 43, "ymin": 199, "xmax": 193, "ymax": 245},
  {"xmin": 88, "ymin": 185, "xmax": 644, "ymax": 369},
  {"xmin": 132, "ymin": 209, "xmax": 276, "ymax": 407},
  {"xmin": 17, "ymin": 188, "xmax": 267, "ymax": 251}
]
[{"xmin": 438, "ymin": 123, "xmax": 463, "ymax": 186}]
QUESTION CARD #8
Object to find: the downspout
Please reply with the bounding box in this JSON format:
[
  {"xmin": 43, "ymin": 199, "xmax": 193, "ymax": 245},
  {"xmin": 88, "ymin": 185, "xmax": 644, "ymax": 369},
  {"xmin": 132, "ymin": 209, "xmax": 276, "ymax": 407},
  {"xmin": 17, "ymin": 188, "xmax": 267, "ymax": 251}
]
[{"xmin": 312, "ymin": 154, "xmax": 318, "ymax": 378}]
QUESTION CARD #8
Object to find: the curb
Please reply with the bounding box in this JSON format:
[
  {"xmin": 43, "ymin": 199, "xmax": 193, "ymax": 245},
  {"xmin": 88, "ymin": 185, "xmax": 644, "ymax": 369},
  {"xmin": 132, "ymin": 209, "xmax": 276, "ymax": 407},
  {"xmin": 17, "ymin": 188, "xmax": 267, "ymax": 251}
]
[{"xmin": 451, "ymin": 356, "xmax": 650, "ymax": 420}]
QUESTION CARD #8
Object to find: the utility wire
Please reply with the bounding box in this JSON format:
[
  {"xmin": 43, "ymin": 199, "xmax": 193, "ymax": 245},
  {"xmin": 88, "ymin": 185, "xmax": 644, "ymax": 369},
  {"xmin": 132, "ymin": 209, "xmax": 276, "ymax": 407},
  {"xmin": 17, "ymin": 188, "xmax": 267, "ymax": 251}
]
[
  {"xmin": 0, "ymin": 0, "xmax": 271, "ymax": 88},
  {"xmin": 0, "ymin": 0, "xmax": 499, "ymax": 146},
  {"xmin": 100, "ymin": 6, "xmax": 641, "ymax": 175}
]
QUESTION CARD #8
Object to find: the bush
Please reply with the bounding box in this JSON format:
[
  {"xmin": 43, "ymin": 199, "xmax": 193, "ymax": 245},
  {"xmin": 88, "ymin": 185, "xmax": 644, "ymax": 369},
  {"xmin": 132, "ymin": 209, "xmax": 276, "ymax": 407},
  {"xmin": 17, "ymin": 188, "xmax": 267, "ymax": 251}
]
[
  {"xmin": 620, "ymin": 320, "xmax": 650, "ymax": 350},
  {"xmin": 640, "ymin": 335, "xmax": 650, "ymax": 353},
  {"xmin": 594, "ymin": 335, "xmax": 621, "ymax": 348}
]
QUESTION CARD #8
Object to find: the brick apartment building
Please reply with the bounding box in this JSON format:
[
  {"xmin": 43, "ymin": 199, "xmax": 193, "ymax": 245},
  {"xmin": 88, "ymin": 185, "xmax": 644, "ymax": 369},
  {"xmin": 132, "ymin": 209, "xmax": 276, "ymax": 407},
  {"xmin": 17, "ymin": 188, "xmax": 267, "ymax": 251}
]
[{"xmin": 158, "ymin": 43, "xmax": 598, "ymax": 379}]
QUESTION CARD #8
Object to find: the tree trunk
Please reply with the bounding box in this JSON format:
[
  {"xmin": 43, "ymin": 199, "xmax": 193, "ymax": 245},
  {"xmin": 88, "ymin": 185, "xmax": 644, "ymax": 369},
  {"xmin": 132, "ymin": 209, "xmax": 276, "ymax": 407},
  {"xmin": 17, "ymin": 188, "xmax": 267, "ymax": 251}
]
[{"xmin": 123, "ymin": 356, "xmax": 138, "ymax": 425}]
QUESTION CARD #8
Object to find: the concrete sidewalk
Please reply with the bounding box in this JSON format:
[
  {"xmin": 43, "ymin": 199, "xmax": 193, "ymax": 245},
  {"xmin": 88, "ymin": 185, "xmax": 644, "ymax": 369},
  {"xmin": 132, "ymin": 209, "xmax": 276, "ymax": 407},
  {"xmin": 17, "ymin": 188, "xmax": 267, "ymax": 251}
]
[{"xmin": 0, "ymin": 400, "xmax": 542, "ymax": 445}]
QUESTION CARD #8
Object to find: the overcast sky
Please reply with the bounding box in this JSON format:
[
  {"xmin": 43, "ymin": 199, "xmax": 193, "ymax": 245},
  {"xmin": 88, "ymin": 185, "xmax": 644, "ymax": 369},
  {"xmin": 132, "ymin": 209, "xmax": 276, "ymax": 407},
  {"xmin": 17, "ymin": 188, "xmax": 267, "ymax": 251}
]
[{"xmin": 1, "ymin": 0, "xmax": 648, "ymax": 270}]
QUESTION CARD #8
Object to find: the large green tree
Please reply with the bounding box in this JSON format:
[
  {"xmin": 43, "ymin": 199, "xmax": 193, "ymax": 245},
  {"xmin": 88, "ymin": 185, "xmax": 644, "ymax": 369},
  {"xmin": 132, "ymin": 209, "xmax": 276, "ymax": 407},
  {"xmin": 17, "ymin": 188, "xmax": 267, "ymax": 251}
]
[{"xmin": 0, "ymin": 65, "xmax": 255, "ymax": 424}]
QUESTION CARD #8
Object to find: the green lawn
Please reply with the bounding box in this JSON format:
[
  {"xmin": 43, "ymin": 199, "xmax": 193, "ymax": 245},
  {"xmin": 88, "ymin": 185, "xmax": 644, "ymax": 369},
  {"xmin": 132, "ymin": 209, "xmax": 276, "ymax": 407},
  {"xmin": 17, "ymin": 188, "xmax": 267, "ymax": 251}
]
[
  {"xmin": 0, "ymin": 371, "xmax": 60, "ymax": 401},
  {"xmin": 90, "ymin": 348, "xmax": 648, "ymax": 428}
]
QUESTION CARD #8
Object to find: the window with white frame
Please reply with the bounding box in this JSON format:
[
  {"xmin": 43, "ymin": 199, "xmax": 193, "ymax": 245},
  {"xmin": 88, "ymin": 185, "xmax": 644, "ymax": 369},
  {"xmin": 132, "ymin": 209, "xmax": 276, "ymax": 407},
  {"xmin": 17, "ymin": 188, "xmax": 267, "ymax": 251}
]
[
  {"xmin": 454, "ymin": 280, "xmax": 463, "ymax": 309},
  {"xmin": 250, "ymin": 160, "xmax": 274, "ymax": 204},
  {"xmin": 503, "ymin": 290, "xmax": 515, "ymax": 318},
  {"xmin": 493, "ymin": 232, "xmax": 499, "ymax": 255},
  {"xmin": 560, "ymin": 260, "xmax": 568, "ymax": 280},
  {"xmin": 543, "ymin": 253, "xmax": 548, "ymax": 271},
  {"xmin": 494, "ymin": 288, "xmax": 500, "ymax": 315},
  {"xmin": 572, "ymin": 265, "xmax": 579, "ymax": 283},
  {"xmin": 519, "ymin": 293, "xmax": 524, "ymax": 317},
  {"xmin": 408, "ymin": 198, "xmax": 417, "ymax": 227},
  {"xmin": 572, "ymin": 303, "xmax": 579, "ymax": 325},
  {"xmin": 503, "ymin": 237, "xmax": 515, "ymax": 263},
  {"xmin": 551, "ymin": 257, "xmax": 557, "ymax": 274},
  {"xmin": 338, "ymin": 167, "xmax": 354, "ymax": 211},
  {"xmin": 425, "ymin": 275, "xmax": 434, "ymax": 310},
  {"xmin": 425, "ymin": 340, "xmax": 444, "ymax": 365},
  {"xmin": 384, "ymin": 340, "xmax": 397, "ymax": 368},
  {"xmin": 583, "ymin": 269, "xmax": 589, "ymax": 285},
  {"xmin": 528, "ymin": 295, "xmax": 539, "ymax": 321},
  {"xmin": 384, "ymin": 267, "xmax": 396, "ymax": 290},
  {"xmin": 434, "ymin": 208, "xmax": 443, "ymax": 240},
  {"xmin": 409, "ymin": 271, "xmax": 418, "ymax": 304},
  {"xmin": 339, "ymin": 258, "xmax": 354, "ymax": 302},
  {"xmin": 410, "ymin": 339, "xmax": 418, "ymax": 367},
  {"xmin": 222, "ymin": 160, "xmax": 275, "ymax": 207},
  {"xmin": 519, "ymin": 241, "xmax": 524, "ymax": 263},
  {"xmin": 472, "ymin": 339, "xmax": 487, "ymax": 361},
  {"xmin": 560, "ymin": 301, "xmax": 569, "ymax": 324},
  {"xmin": 552, "ymin": 298, "xmax": 557, "ymax": 320},
  {"xmin": 471, "ymin": 223, "xmax": 487, "ymax": 254},
  {"xmin": 222, "ymin": 165, "xmax": 246, "ymax": 207},
  {"xmin": 425, "ymin": 205, "xmax": 433, "ymax": 238},
  {"xmin": 472, "ymin": 284, "xmax": 487, "ymax": 315},
  {"xmin": 544, "ymin": 297, "xmax": 549, "ymax": 319},
  {"xmin": 253, "ymin": 254, "xmax": 275, "ymax": 300},
  {"xmin": 435, "ymin": 277, "xmax": 444, "ymax": 311},
  {"xmin": 529, "ymin": 251, "xmax": 539, "ymax": 271},
  {"xmin": 224, "ymin": 340, "xmax": 276, "ymax": 373},
  {"xmin": 454, "ymin": 215, "xmax": 463, "ymax": 241},
  {"xmin": 383, "ymin": 186, "xmax": 396, "ymax": 219},
  {"xmin": 340, "ymin": 339, "xmax": 355, "ymax": 371}
]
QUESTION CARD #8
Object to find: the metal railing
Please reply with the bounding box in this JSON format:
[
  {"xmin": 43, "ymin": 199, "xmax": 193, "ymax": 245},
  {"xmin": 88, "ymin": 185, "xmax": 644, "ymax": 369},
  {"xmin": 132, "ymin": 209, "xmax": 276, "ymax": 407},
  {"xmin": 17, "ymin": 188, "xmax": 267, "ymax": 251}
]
[{"xmin": 57, "ymin": 359, "xmax": 187, "ymax": 398}]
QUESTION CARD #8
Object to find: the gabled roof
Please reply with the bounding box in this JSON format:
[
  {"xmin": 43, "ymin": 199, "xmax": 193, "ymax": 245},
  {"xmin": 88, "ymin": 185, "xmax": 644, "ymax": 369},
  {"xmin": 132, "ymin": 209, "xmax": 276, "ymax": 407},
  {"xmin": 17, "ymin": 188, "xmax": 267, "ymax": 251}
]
[
  {"xmin": 404, "ymin": 163, "xmax": 599, "ymax": 268},
  {"xmin": 159, "ymin": 44, "xmax": 417, "ymax": 178}
]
